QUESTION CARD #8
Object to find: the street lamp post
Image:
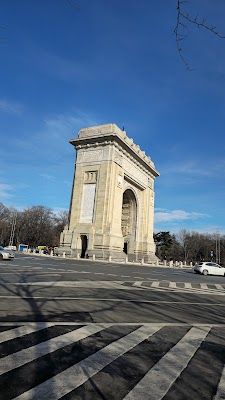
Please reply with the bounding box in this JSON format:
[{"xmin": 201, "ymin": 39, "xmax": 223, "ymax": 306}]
[
  {"xmin": 216, "ymin": 231, "xmax": 220, "ymax": 264},
  {"xmin": 9, "ymin": 212, "xmax": 17, "ymax": 247}
]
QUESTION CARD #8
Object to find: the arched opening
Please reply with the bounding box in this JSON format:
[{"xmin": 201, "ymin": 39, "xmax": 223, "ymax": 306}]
[
  {"xmin": 80, "ymin": 235, "xmax": 88, "ymax": 258},
  {"xmin": 121, "ymin": 189, "xmax": 137, "ymax": 253},
  {"xmin": 123, "ymin": 241, "xmax": 128, "ymax": 254}
]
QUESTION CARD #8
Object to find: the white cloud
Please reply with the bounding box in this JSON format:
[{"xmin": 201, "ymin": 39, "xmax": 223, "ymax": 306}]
[
  {"xmin": 0, "ymin": 99, "xmax": 24, "ymax": 115},
  {"xmin": 0, "ymin": 183, "xmax": 14, "ymax": 199},
  {"xmin": 11, "ymin": 109, "xmax": 99, "ymax": 165},
  {"xmin": 154, "ymin": 209, "xmax": 208, "ymax": 223}
]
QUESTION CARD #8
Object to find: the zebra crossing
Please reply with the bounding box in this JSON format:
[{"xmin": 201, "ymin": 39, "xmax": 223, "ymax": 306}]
[
  {"xmin": 1, "ymin": 322, "xmax": 225, "ymax": 399},
  {"xmin": 126, "ymin": 280, "xmax": 225, "ymax": 295},
  {"xmin": 9, "ymin": 280, "xmax": 225, "ymax": 295}
]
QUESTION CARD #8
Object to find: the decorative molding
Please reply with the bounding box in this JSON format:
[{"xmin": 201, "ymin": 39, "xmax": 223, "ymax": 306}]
[
  {"xmin": 117, "ymin": 174, "xmax": 123, "ymax": 189},
  {"xmin": 148, "ymin": 177, "xmax": 154, "ymax": 189},
  {"xmin": 150, "ymin": 193, "xmax": 154, "ymax": 207},
  {"xmin": 76, "ymin": 141, "xmax": 155, "ymax": 180},
  {"xmin": 84, "ymin": 171, "xmax": 98, "ymax": 183},
  {"xmin": 114, "ymin": 151, "xmax": 123, "ymax": 167},
  {"xmin": 113, "ymin": 142, "xmax": 155, "ymax": 180},
  {"xmin": 78, "ymin": 124, "xmax": 123, "ymax": 139},
  {"xmin": 82, "ymin": 149, "xmax": 103, "ymax": 162}
]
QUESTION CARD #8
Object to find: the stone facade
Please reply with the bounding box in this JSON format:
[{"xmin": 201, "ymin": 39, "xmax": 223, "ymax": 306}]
[{"xmin": 60, "ymin": 123, "xmax": 160, "ymax": 262}]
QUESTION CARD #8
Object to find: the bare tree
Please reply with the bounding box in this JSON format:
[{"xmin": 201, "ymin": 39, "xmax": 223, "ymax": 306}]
[
  {"xmin": 0, "ymin": 203, "xmax": 16, "ymax": 246},
  {"xmin": 175, "ymin": 0, "xmax": 225, "ymax": 69}
]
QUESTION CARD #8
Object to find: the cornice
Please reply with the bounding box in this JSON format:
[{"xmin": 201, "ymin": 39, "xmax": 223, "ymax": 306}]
[{"xmin": 70, "ymin": 134, "xmax": 159, "ymax": 178}]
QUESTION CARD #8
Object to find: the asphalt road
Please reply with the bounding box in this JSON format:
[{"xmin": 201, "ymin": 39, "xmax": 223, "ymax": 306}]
[
  {"xmin": 0, "ymin": 252, "xmax": 225, "ymax": 323},
  {"xmin": 1, "ymin": 253, "xmax": 225, "ymax": 399}
]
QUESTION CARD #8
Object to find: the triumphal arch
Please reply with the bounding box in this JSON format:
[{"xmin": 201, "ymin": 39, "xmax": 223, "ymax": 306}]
[{"xmin": 60, "ymin": 123, "xmax": 159, "ymax": 262}]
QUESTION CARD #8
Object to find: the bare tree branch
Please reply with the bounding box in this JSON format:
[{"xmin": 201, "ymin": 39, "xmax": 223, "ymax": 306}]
[{"xmin": 175, "ymin": 0, "xmax": 225, "ymax": 70}]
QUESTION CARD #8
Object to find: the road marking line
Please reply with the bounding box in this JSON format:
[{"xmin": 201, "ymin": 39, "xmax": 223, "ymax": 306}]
[
  {"xmin": 200, "ymin": 283, "xmax": 208, "ymax": 290},
  {"xmin": 151, "ymin": 281, "xmax": 160, "ymax": 287},
  {"xmin": 0, "ymin": 323, "xmax": 52, "ymax": 344},
  {"xmin": 215, "ymin": 284, "xmax": 225, "ymax": 290},
  {"xmin": 0, "ymin": 322, "xmax": 223, "ymax": 327},
  {"xmin": 8, "ymin": 281, "xmax": 130, "ymax": 289},
  {"xmin": 169, "ymin": 282, "xmax": 177, "ymax": 288},
  {"xmin": 147, "ymin": 278, "xmax": 158, "ymax": 280},
  {"xmin": 184, "ymin": 282, "xmax": 192, "ymax": 289},
  {"xmin": 14, "ymin": 325, "xmax": 162, "ymax": 400},
  {"xmin": 0, "ymin": 324, "xmax": 108, "ymax": 376},
  {"xmin": 140, "ymin": 282, "xmax": 225, "ymax": 295},
  {"xmin": 214, "ymin": 364, "xmax": 225, "ymax": 399},
  {"xmin": 124, "ymin": 326, "xmax": 210, "ymax": 400},
  {"xmin": 133, "ymin": 281, "xmax": 143, "ymax": 287},
  {"xmin": 2, "ymin": 294, "xmax": 225, "ymax": 304}
]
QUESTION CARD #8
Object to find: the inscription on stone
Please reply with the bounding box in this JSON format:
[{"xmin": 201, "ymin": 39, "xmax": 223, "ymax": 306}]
[{"xmin": 80, "ymin": 183, "xmax": 96, "ymax": 222}]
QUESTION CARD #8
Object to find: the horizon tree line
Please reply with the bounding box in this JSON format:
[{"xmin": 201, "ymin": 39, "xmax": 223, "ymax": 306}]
[
  {"xmin": 0, "ymin": 202, "xmax": 68, "ymax": 249},
  {"xmin": 0, "ymin": 202, "xmax": 224, "ymax": 263}
]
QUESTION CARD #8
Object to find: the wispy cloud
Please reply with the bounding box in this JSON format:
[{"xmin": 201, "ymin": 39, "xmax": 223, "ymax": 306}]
[
  {"xmin": 0, "ymin": 183, "xmax": 14, "ymax": 199},
  {"xmin": 11, "ymin": 109, "xmax": 99, "ymax": 164},
  {"xmin": 0, "ymin": 99, "xmax": 24, "ymax": 115},
  {"xmin": 161, "ymin": 159, "xmax": 225, "ymax": 178},
  {"xmin": 43, "ymin": 111, "xmax": 98, "ymax": 140},
  {"xmin": 155, "ymin": 225, "xmax": 225, "ymax": 235},
  {"xmin": 39, "ymin": 173, "xmax": 55, "ymax": 181},
  {"xmin": 154, "ymin": 209, "xmax": 208, "ymax": 223}
]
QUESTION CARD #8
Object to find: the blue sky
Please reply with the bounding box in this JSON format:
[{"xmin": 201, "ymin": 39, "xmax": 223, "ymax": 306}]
[{"xmin": 1, "ymin": 0, "xmax": 225, "ymax": 234}]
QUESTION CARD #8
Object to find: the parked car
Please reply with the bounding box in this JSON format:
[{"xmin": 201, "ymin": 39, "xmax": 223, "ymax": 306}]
[
  {"xmin": 194, "ymin": 262, "xmax": 225, "ymax": 276},
  {"xmin": 0, "ymin": 246, "xmax": 15, "ymax": 261},
  {"xmin": 4, "ymin": 246, "xmax": 16, "ymax": 251},
  {"xmin": 42, "ymin": 249, "xmax": 50, "ymax": 255}
]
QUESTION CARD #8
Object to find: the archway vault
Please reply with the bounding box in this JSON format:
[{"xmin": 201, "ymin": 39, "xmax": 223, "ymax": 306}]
[{"xmin": 121, "ymin": 189, "xmax": 137, "ymax": 242}]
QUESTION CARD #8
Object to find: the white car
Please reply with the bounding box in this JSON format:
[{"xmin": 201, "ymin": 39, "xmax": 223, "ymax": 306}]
[
  {"xmin": 194, "ymin": 262, "xmax": 225, "ymax": 276},
  {"xmin": 0, "ymin": 246, "xmax": 15, "ymax": 261}
]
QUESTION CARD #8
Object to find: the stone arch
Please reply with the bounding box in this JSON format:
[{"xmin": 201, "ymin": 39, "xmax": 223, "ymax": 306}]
[{"xmin": 121, "ymin": 189, "xmax": 137, "ymax": 249}]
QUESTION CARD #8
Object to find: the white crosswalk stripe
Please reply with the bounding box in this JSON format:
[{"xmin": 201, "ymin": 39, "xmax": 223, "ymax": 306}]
[
  {"xmin": 0, "ymin": 323, "xmax": 49, "ymax": 344},
  {"xmin": 7, "ymin": 279, "xmax": 225, "ymax": 294},
  {"xmin": 214, "ymin": 366, "xmax": 225, "ymax": 400},
  {"xmin": 0, "ymin": 324, "xmax": 107, "ymax": 376},
  {"xmin": 14, "ymin": 325, "xmax": 162, "ymax": 400},
  {"xmin": 0, "ymin": 322, "xmax": 225, "ymax": 399},
  {"xmin": 134, "ymin": 280, "xmax": 225, "ymax": 295},
  {"xmin": 123, "ymin": 326, "xmax": 211, "ymax": 400}
]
